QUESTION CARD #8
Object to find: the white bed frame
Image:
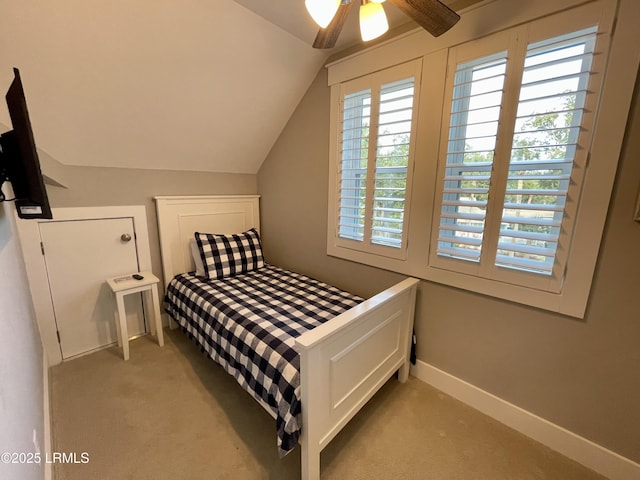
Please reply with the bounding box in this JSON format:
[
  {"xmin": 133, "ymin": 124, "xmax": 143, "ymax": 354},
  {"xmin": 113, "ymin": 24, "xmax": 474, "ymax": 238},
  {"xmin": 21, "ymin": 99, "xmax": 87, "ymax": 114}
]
[{"xmin": 154, "ymin": 195, "xmax": 419, "ymax": 480}]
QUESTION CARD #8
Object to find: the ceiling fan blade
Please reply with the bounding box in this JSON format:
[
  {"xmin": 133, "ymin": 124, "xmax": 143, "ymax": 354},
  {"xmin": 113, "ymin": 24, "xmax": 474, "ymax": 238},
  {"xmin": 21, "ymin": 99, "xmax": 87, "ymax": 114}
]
[
  {"xmin": 313, "ymin": 2, "xmax": 354, "ymax": 49},
  {"xmin": 388, "ymin": 0, "xmax": 460, "ymax": 37}
]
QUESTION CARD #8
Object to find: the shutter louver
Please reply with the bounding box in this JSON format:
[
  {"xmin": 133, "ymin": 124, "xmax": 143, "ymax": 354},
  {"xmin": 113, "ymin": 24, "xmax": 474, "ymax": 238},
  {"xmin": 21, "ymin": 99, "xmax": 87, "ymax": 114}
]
[{"xmin": 496, "ymin": 27, "xmax": 597, "ymax": 275}]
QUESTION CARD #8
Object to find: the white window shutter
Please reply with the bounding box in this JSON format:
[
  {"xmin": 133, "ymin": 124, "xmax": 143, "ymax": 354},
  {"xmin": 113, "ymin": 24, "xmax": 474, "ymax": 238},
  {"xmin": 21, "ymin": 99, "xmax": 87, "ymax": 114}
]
[
  {"xmin": 432, "ymin": 26, "xmax": 600, "ymax": 292},
  {"xmin": 371, "ymin": 78, "xmax": 415, "ymax": 248},
  {"xmin": 333, "ymin": 60, "xmax": 421, "ymax": 259},
  {"xmin": 496, "ymin": 27, "xmax": 598, "ymax": 278},
  {"xmin": 436, "ymin": 52, "xmax": 508, "ymax": 263},
  {"xmin": 338, "ymin": 88, "xmax": 371, "ymax": 243}
]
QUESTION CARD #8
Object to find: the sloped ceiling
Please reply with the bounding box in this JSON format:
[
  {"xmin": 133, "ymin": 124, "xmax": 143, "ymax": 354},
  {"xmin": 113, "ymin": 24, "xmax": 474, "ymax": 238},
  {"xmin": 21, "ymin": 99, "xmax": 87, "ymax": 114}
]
[{"xmin": 0, "ymin": 0, "xmax": 477, "ymax": 174}]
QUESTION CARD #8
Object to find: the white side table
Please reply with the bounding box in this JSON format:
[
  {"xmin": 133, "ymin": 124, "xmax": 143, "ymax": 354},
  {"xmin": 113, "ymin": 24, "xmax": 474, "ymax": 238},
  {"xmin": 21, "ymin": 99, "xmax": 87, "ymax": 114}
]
[{"xmin": 106, "ymin": 271, "xmax": 164, "ymax": 360}]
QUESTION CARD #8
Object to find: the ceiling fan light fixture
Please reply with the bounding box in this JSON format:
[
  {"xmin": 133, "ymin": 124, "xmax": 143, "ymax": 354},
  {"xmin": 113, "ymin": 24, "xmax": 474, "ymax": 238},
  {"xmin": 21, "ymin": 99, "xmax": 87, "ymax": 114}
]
[
  {"xmin": 305, "ymin": 0, "xmax": 342, "ymax": 29},
  {"xmin": 359, "ymin": 0, "xmax": 389, "ymax": 42}
]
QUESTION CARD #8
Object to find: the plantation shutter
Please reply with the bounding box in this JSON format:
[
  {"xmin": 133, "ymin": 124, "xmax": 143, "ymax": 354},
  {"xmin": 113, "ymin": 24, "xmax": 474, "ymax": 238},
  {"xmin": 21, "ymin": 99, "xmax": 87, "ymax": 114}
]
[
  {"xmin": 436, "ymin": 52, "xmax": 508, "ymax": 262},
  {"xmin": 338, "ymin": 89, "xmax": 371, "ymax": 242},
  {"xmin": 496, "ymin": 27, "xmax": 597, "ymax": 276},
  {"xmin": 335, "ymin": 60, "xmax": 420, "ymax": 258},
  {"xmin": 432, "ymin": 26, "xmax": 599, "ymax": 291},
  {"xmin": 371, "ymin": 78, "xmax": 415, "ymax": 248}
]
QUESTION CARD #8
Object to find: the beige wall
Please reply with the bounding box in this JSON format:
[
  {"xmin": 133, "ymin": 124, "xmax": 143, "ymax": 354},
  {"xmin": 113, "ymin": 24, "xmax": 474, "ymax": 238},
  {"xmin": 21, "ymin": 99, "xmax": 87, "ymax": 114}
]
[
  {"xmin": 257, "ymin": 67, "xmax": 640, "ymax": 462},
  {"xmin": 0, "ymin": 187, "xmax": 46, "ymax": 480},
  {"xmin": 47, "ymin": 166, "xmax": 257, "ymax": 285}
]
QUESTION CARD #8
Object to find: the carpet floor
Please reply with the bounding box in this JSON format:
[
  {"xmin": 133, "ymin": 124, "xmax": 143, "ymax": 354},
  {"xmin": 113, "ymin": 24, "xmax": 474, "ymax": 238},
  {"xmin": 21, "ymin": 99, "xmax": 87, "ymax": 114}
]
[{"xmin": 50, "ymin": 329, "xmax": 607, "ymax": 479}]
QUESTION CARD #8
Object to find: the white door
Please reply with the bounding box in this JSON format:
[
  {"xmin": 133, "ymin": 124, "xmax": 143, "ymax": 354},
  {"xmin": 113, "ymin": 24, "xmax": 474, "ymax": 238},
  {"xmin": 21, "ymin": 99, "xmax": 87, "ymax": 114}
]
[{"xmin": 39, "ymin": 217, "xmax": 146, "ymax": 359}]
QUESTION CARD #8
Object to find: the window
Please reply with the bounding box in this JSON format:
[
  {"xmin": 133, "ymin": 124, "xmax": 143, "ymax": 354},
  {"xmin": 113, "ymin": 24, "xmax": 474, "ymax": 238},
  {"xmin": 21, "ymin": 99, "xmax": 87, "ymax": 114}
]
[
  {"xmin": 330, "ymin": 60, "xmax": 421, "ymax": 260},
  {"xmin": 327, "ymin": 0, "xmax": 637, "ymax": 317},
  {"xmin": 431, "ymin": 27, "xmax": 599, "ymax": 293}
]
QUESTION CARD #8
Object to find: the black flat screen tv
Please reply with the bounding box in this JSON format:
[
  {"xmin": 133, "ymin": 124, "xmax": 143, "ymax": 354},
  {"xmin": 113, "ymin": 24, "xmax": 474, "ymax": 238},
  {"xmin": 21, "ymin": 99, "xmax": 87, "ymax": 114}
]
[{"xmin": 0, "ymin": 68, "xmax": 53, "ymax": 219}]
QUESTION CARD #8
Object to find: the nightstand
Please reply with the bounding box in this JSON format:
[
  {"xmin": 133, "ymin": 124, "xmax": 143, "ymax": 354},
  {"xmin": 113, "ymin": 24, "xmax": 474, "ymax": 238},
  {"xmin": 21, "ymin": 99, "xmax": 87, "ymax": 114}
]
[{"xmin": 106, "ymin": 271, "xmax": 164, "ymax": 360}]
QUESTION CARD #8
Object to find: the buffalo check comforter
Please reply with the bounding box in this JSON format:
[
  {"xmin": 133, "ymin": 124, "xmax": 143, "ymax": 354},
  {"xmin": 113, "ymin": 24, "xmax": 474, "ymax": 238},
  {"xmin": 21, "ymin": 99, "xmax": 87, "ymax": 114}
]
[{"xmin": 164, "ymin": 264, "xmax": 363, "ymax": 457}]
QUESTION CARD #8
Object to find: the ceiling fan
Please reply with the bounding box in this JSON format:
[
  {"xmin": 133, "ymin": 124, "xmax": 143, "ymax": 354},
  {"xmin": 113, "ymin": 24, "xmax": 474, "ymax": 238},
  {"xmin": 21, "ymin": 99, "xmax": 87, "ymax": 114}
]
[{"xmin": 306, "ymin": 0, "xmax": 461, "ymax": 49}]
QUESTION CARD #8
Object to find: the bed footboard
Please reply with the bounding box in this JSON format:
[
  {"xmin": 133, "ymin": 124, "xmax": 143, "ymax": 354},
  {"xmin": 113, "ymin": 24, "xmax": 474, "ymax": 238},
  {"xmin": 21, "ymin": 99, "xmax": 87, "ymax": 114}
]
[{"xmin": 295, "ymin": 277, "xmax": 419, "ymax": 480}]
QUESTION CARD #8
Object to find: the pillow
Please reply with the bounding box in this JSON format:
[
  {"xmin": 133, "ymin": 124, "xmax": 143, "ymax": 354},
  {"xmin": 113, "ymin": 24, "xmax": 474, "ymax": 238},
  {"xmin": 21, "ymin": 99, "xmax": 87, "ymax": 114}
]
[
  {"xmin": 194, "ymin": 228, "xmax": 264, "ymax": 280},
  {"xmin": 189, "ymin": 238, "xmax": 206, "ymax": 277}
]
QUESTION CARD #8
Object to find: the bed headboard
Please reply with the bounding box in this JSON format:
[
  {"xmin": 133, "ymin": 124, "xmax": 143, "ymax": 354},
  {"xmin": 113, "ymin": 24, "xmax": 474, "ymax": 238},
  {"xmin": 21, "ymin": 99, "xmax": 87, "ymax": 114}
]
[{"xmin": 154, "ymin": 195, "xmax": 260, "ymax": 289}]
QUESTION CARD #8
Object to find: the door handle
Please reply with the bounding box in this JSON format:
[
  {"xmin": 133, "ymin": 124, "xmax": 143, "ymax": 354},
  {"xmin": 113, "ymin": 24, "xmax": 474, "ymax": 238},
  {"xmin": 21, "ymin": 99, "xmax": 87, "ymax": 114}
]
[{"xmin": 121, "ymin": 233, "xmax": 132, "ymax": 242}]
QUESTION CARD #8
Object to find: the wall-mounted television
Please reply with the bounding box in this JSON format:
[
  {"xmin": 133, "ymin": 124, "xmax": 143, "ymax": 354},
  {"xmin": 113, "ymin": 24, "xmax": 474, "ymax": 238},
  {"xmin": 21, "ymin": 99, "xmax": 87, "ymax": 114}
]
[{"xmin": 0, "ymin": 68, "xmax": 53, "ymax": 219}]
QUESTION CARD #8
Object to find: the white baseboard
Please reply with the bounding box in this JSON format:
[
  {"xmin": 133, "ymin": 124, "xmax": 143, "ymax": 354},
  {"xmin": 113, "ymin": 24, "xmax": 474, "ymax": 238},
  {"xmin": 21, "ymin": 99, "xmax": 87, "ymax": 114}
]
[{"xmin": 411, "ymin": 360, "xmax": 640, "ymax": 480}]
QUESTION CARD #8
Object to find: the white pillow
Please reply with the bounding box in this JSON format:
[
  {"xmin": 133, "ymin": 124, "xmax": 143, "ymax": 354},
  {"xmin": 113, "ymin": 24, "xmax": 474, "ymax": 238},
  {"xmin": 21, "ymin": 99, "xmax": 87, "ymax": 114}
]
[{"xmin": 189, "ymin": 238, "xmax": 206, "ymax": 277}]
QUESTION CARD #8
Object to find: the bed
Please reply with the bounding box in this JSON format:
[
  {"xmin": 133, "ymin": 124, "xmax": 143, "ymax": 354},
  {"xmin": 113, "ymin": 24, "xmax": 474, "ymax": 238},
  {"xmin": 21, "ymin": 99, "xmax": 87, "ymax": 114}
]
[{"xmin": 155, "ymin": 195, "xmax": 419, "ymax": 480}]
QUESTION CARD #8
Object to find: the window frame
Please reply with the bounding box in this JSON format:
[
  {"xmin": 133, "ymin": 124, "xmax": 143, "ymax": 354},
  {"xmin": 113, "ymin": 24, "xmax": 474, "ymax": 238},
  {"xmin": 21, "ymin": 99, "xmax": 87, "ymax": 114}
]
[{"xmin": 326, "ymin": 0, "xmax": 638, "ymax": 318}]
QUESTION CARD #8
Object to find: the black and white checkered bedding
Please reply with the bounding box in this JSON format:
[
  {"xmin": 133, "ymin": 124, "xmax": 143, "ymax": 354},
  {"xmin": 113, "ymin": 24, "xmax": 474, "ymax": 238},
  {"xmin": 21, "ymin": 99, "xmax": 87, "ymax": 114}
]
[{"xmin": 164, "ymin": 264, "xmax": 363, "ymax": 457}]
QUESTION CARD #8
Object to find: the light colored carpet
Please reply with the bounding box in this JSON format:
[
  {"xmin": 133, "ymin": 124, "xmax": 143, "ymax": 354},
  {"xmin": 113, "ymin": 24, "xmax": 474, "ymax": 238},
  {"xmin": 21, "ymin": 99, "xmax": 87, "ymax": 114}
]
[{"xmin": 50, "ymin": 329, "xmax": 606, "ymax": 480}]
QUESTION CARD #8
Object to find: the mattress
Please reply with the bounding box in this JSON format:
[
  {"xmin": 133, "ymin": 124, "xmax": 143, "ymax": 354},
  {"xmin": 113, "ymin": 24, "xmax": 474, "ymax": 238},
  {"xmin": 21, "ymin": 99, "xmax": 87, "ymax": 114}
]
[{"xmin": 164, "ymin": 264, "xmax": 363, "ymax": 456}]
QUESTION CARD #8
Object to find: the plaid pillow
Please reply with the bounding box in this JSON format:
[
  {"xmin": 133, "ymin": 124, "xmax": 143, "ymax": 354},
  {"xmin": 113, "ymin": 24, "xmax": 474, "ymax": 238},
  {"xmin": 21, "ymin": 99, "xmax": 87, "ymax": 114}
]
[{"xmin": 194, "ymin": 228, "xmax": 265, "ymax": 280}]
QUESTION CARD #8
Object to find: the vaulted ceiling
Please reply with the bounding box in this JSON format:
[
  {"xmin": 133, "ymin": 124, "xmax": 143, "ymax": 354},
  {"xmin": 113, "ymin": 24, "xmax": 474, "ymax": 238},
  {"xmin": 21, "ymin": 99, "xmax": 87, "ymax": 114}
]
[{"xmin": 0, "ymin": 0, "xmax": 479, "ymax": 174}]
